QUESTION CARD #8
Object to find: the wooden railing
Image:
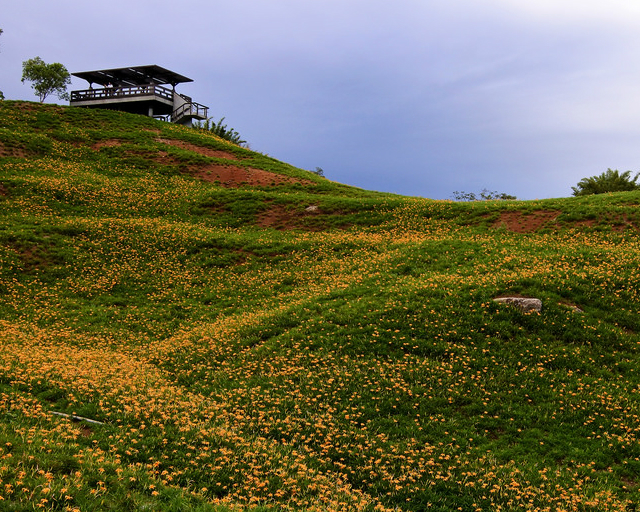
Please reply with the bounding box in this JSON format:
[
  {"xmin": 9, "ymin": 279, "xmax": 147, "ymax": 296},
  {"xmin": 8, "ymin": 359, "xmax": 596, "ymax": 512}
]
[
  {"xmin": 70, "ymin": 84, "xmax": 174, "ymax": 102},
  {"xmin": 70, "ymin": 85, "xmax": 208, "ymax": 124},
  {"xmin": 171, "ymin": 101, "xmax": 208, "ymax": 123}
]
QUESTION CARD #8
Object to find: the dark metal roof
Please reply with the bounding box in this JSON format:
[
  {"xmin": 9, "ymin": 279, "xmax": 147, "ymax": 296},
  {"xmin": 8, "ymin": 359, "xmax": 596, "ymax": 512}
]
[{"xmin": 71, "ymin": 65, "xmax": 193, "ymax": 87}]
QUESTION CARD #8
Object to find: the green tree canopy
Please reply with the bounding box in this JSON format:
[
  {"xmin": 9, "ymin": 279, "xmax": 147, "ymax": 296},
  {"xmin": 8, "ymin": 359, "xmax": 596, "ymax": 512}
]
[
  {"xmin": 21, "ymin": 57, "xmax": 71, "ymax": 103},
  {"xmin": 571, "ymin": 169, "xmax": 640, "ymax": 196}
]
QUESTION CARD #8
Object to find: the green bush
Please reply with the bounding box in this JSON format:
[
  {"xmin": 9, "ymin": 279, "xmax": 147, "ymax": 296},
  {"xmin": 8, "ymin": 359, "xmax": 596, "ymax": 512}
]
[
  {"xmin": 193, "ymin": 116, "xmax": 246, "ymax": 146},
  {"xmin": 572, "ymin": 168, "xmax": 640, "ymax": 196},
  {"xmin": 452, "ymin": 188, "xmax": 516, "ymax": 201}
]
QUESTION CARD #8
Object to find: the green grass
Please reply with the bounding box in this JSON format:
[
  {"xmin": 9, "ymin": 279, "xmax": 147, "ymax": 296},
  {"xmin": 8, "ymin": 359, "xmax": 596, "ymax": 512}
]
[{"xmin": 1, "ymin": 100, "xmax": 640, "ymax": 511}]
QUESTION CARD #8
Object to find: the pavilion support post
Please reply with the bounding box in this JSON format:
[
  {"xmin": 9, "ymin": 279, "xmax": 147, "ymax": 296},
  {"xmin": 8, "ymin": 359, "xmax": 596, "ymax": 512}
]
[{"xmin": 148, "ymin": 106, "xmax": 154, "ymax": 117}]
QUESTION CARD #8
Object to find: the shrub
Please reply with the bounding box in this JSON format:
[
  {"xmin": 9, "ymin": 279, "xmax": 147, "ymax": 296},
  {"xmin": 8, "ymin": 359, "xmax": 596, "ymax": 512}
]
[
  {"xmin": 452, "ymin": 189, "xmax": 516, "ymax": 201},
  {"xmin": 193, "ymin": 116, "xmax": 246, "ymax": 146},
  {"xmin": 572, "ymin": 169, "xmax": 640, "ymax": 196}
]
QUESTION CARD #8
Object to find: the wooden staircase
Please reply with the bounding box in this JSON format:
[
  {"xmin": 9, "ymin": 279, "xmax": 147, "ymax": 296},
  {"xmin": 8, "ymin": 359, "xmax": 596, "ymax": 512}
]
[{"xmin": 171, "ymin": 94, "xmax": 208, "ymax": 125}]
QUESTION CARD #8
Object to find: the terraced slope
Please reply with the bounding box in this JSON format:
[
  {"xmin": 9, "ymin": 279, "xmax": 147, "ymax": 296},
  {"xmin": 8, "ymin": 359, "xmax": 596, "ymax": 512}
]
[{"xmin": 1, "ymin": 101, "xmax": 639, "ymax": 511}]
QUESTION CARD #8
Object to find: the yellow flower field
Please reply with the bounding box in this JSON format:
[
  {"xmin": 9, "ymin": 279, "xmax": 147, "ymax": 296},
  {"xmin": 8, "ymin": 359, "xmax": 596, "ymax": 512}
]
[{"xmin": 1, "ymin": 101, "xmax": 639, "ymax": 511}]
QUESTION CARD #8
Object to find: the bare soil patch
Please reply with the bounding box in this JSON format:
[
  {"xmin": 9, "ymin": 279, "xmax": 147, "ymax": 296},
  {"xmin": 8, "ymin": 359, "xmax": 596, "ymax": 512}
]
[
  {"xmin": 156, "ymin": 138, "xmax": 240, "ymax": 161},
  {"xmin": 612, "ymin": 214, "xmax": 638, "ymax": 232},
  {"xmin": 92, "ymin": 139, "xmax": 123, "ymax": 150},
  {"xmin": 189, "ymin": 164, "xmax": 314, "ymax": 188},
  {"xmin": 493, "ymin": 210, "xmax": 560, "ymax": 233},
  {"xmin": 255, "ymin": 204, "xmax": 347, "ymax": 231},
  {"xmin": 8, "ymin": 243, "xmax": 52, "ymax": 272},
  {"xmin": 0, "ymin": 142, "xmax": 27, "ymax": 158},
  {"xmin": 89, "ymin": 138, "xmax": 313, "ymax": 187},
  {"xmin": 256, "ymin": 204, "xmax": 299, "ymax": 229},
  {"xmin": 570, "ymin": 219, "xmax": 597, "ymax": 230},
  {"xmin": 490, "ymin": 209, "xmax": 640, "ymax": 233}
]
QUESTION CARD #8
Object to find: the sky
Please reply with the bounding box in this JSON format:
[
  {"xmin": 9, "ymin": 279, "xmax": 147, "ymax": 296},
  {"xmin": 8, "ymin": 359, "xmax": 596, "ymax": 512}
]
[{"xmin": 3, "ymin": 0, "xmax": 640, "ymax": 200}]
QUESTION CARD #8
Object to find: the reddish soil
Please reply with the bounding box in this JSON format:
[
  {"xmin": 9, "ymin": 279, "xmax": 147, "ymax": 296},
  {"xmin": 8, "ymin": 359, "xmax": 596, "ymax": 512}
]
[
  {"xmin": 191, "ymin": 165, "xmax": 312, "ymax": 188},
  {"xmin": 89, "ymin": 137, "xmax": 313, "ymax": 188},
  {"xmin": 155, "ymin": 138, "xmax": 241, "ymax": 161},
  {"xmin": 9, "ymin": 243, "xmax": 51, "ymax": 271},
  {"xmin": 254, "ymin": 204, "xmax": 349, "ymax": 231},
  {"xmin": 612, "ymin": 214, "xmax": 637, "ymax": 232},
  {"xmin": 492, "ymin": 210, "xmax": 560, "ymax": 233},
  {"xmin": 491, "ymin": 209, "xmax": 639, "ymax": 233},
  {"xmin": 92, "ymin": 139, "xmax": 123, "ymax": 150},
  {"xmin": 256, "ymin": 204, "xmax": 300, "ymax": 229},
  {"xmin": 0, "ymin": 142, "xmax": 27, "ymax": 158},
  {"xmin": 155, "ymin": 137, "xmax": 315, "ymax": 187},
  {"xmin": 79, "ymin": 424, "xmax": 93, "ymax": 437},
  {"xmin": 570, "ymin": 219, "xmax": 598, "ymax": 230}
]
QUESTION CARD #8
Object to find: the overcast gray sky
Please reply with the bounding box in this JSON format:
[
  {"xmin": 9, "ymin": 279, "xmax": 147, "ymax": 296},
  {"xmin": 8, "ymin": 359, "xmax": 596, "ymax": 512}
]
[{"xmin": 3, "ymin": 1, "xmax": 640, "ymax": 199}]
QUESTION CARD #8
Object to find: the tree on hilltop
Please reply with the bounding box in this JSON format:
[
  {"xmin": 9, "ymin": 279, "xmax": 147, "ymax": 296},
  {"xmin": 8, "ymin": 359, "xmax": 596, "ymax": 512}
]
[
  {"xmin": 21, "ymin": 56, "xmax": 71, "ymax": 103},
  {"xmin": 571, "ymin": 169, "xmax": 640, "ymax": 196}
]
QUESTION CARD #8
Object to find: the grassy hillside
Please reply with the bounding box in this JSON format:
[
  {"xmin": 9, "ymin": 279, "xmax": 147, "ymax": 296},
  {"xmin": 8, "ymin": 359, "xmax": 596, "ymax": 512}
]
[{"xmin": 1, "ymin": 100, "xmax": 639, "ymax": 512}]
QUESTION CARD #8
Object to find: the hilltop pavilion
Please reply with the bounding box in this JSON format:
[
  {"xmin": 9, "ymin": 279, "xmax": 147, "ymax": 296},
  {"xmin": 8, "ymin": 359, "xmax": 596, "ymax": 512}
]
[{"xmin": 69, "ymin": 65, "xmax": 208, "ymax": 126}]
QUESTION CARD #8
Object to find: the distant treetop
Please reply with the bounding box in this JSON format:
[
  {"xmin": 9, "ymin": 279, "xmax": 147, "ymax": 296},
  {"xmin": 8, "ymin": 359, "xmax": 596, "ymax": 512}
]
[{"xmin": 452, "ymin": 189, "xmax": 516, "ymax": 201}]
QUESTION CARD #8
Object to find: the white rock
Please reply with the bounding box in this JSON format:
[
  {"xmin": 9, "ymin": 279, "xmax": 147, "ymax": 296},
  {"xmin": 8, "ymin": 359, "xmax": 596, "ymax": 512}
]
[{"xmin": 493, "ymin": 297, "xmax": 542, "ymax": 313}]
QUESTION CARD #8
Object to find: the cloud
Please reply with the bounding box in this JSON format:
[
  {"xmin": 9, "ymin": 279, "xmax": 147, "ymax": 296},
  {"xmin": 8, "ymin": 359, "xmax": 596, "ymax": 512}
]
[{"xmin": 490, "ymin": 0, "xmax": 640, "ymax": 26}]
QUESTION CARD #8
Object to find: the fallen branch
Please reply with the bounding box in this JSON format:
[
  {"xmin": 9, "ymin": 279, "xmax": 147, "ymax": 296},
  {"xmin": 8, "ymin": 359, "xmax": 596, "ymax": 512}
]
[{"xmin": 49, "ymin": 411, "xmax": 105, "ymax": 425}]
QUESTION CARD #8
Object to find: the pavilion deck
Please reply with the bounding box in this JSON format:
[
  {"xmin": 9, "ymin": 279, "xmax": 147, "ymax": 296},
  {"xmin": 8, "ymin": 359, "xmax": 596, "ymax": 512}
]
[
  {"xmin": 70, "ymin": 84, "xmax": 174, "ymax": 106},
  {"xmin": 70, "ymin": 85, "xmax": 208, "ymax": 123}
]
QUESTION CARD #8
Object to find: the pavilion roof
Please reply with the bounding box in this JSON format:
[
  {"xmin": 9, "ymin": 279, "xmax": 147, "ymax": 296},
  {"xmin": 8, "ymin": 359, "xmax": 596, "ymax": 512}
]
[{"xmin": 72, "ymin": 65, "xmax": 193, "ymax": 87}]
